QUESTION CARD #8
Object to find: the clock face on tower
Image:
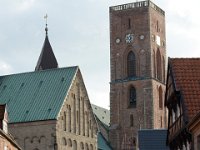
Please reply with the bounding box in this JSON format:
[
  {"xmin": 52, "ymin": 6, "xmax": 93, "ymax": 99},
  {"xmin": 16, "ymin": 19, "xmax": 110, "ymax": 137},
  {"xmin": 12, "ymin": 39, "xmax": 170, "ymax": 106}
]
[
  {"xmin": 140, "ymin": 35, "xmax": 145, "ymax": 40},
  {"xmin": 125, "ymin": 33, "xmax": 134, "ymax": 43},
  {"xmin": 115, "ymin": 38, "xmax": 121, "ymax": 44}
]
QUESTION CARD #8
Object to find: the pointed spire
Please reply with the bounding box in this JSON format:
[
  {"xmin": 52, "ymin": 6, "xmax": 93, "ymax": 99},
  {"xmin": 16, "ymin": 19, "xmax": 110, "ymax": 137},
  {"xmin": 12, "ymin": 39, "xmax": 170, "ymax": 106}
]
[{"xmin": 35, "ymin": 15, "xmax": 58, "ymax": 71}]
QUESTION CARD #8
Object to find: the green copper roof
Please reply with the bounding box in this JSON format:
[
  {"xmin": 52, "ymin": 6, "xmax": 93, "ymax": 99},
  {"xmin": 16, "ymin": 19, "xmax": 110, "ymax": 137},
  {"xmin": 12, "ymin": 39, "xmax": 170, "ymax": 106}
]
[
  {"xmin": 91, "ymin": 104, "xmax": 110, "ymax": 126},
  {"xmin": 0, "ymin": 66, "xmax": 78, "ymax": 123},
  {"xmin": 98, "ymin": 132, "xmax": 112, "ymax": 150}
]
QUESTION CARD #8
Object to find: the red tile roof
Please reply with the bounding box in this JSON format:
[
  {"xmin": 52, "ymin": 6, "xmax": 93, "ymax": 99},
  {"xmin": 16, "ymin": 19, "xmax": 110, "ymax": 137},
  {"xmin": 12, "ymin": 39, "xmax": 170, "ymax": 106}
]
[{"xmin": 170, "ymin": 58, "xmax": 200, "ymax": 122}]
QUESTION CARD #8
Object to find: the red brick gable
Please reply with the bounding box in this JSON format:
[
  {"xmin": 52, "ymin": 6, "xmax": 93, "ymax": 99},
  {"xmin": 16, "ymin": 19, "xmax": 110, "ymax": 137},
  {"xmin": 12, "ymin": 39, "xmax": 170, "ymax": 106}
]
[{"xmin": 170, "ymin": 58, "xmax": 200, "ymax": 122}]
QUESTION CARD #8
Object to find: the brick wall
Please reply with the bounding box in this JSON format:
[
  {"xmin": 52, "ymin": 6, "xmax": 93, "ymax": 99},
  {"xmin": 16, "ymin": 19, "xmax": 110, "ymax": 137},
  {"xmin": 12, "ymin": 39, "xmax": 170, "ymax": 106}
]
[{"xmin": 109, "ymin": 2, "xmax": 167, "ymax": 149}]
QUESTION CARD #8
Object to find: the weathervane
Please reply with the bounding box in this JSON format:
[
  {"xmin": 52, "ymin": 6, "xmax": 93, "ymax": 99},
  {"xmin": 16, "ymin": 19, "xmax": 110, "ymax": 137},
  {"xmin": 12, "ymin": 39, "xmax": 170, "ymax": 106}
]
[{"xmin": 44, "ymin": 14, "xmax": 48, "ymax": 36}]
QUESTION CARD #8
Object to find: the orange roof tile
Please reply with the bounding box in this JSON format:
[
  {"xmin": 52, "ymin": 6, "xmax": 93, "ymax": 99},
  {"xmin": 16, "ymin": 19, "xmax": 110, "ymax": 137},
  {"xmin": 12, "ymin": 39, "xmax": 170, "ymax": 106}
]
[{"xmin": 170, "ymin": 58, "xmax": 200, "ymax": 122}]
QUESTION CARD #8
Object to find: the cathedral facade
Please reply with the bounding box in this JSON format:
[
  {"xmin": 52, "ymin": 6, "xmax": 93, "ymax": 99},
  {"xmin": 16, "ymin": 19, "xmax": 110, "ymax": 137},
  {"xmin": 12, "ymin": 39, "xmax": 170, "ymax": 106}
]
[
  {"xmin": 0, "ymin": 27, "xmax": 98, "ymax": 150},
  {"xmin": 109, "ymin": 1, "xmax": 167, "ymax": 149}
]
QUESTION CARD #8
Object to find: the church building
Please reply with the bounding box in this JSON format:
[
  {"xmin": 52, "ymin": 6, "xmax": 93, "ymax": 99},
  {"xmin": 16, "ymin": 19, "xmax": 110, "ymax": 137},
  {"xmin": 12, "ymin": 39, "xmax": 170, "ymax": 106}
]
[
  {"xmin": 0, "ymin": 24, "xmax": 98, "ymax": 150},
  {"xmin": 109, "ymin": 1, "xmax": 167, "ymax": 149}
]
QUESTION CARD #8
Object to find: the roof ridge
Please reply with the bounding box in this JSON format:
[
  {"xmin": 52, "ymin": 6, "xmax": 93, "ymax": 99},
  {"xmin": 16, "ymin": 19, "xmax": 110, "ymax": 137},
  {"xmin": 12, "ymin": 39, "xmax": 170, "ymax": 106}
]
[{"xmin": 0, "ymin": 66, "xmax": 79, "ymax": 77}]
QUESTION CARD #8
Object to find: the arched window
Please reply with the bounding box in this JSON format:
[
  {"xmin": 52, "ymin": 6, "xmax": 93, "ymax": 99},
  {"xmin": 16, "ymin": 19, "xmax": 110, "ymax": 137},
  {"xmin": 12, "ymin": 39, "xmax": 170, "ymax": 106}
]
[
  {"xmin": 63, "ymin": 112, "xmax": 66, "ymax": 131},
  {"xmin": 80, "ymin": 142, "xmax": 84, "ymax": 150},
  {"xmin": 129, "ymin": 86, "xmax": 136, "ymax": 107},
  {"xmin": 159, "ymin": 86, "xmax": 163, "ymax": 109},
  {"xmin": 153, "ymin": 50, "xmax": 156, "ymax": 78},
  {"xmin": 62, "ymin": 137, "xmax": 67, "ymax": 146},
  {"xmin": 85, "ymin": 143, "xmax": 89, "ymax": 150},
  {"xmin": 129, "ymin": 137, "xmax": 136, "ymax": 147},
  {"xmin": 72, "ymin": 140, "xmax": 77, "ymax": 150},
  {"xmin": 85, "ymin": 112, "xmax": 89, "ymax": 137},
  {"xmin": 69, "ymin": 106, "xmax": 71, "ymax": 132},
  {"xmin": 68, "ymin": 139, "xmax": 72, "ymax": 147},
  {"xmin": 156, "ymin": 49, "xmax": 162, "ymax": 81},
  {"xmin": 90, "ymin": 144, "xmax": 94, "ymax": 150},
  {"xmin": 127, "ymin": 51, "xmax": 136, "ymax": 77},
  {"xmin": 163, "ymin": 56, "xmax": 165, "ymax": 82}
]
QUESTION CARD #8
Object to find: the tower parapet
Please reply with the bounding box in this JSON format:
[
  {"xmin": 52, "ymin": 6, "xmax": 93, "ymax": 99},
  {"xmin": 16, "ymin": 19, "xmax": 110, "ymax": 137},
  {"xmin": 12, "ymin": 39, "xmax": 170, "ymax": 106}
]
[{"xmin": 110, "ymin": 0, "xmax": 165, "ymax": 16}]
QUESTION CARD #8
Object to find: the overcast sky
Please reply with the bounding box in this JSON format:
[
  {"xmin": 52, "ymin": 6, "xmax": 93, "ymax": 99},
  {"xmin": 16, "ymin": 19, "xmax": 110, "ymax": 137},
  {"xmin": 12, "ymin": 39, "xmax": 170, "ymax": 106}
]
[{"xmin": 0, "ymin": 0, "xmax": 200, "ymax": 109}]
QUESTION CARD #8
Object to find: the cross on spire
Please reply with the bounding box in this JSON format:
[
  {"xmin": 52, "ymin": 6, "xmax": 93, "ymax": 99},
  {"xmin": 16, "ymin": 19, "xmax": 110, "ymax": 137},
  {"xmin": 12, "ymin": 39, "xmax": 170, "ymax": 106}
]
[{"xmin": 44, "ymin": 14, "xmax": 48, "ymax": 36}]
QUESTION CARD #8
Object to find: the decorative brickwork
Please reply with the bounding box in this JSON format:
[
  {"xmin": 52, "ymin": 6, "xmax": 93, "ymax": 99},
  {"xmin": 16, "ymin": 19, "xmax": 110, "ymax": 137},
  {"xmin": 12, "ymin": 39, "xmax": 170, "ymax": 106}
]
[{"xmin": 8, "ymin": 70, "xmax": 98, "ymax": 150}]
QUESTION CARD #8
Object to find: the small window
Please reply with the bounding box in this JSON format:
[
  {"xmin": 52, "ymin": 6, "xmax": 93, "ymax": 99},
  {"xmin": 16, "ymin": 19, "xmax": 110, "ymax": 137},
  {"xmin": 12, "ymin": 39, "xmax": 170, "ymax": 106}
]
[
  {"xmin": 80, "ymin": 142, "xmax": 84, "ymax": 150},
  {"xmin": 129, "ymin": 86, "xmax": 136, "ymax": 107},
  {"xmin": 156, "ymin": 20, "xmax": 159, "ymax": 32},
  {"xmin": 62, "ymin": 138, "xmax": 67, "ymax": 146},
  {"xmin": 69, "ymin": 106, "xmax": 71, "ymax": 132},
  {"xmin": 156, "ymin": 48, "xmax": 162, "ymax": 81},
  {"xmin": 128, "ymin": 18, "xmax": 131, "ymax": 29},
  {"xmin": 85, "ymin": 143, "xmax": 89, "ymax": 150},
  {"xmin": 130, "ymin": 114, "xmax": 134, "ymax": 127},
  {"xmin": 63, "ymin": 112, "xmax": 66, "ymax": 131},
  {"xmin": 77, "ymin": 111, "xmax": 79, "ymax": 123},
  {"xmin": 90, "ymin": 144, "xmax": 94, "ymax": 150},
  {"xmin": 68, "ymin": 139, "xmax": 72, "ymax": 147},
  {"xmin": 159, "ymin": 86, "xmax": 163, "ymax": 109}
]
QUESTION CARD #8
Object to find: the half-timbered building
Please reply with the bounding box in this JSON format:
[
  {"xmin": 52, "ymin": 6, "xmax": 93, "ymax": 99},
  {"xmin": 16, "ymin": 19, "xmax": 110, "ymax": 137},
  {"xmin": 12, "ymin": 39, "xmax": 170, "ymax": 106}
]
[{"xmin": 165, "ymin": 58, "xmax": 200, "ymax": 149}]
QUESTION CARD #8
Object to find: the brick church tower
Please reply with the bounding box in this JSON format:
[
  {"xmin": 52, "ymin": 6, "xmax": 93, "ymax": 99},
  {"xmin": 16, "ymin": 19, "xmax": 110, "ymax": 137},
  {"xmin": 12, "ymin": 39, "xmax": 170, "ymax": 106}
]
[{"xmin": 109, "ymin": 1, "xmax": 167, "ymax": 149}]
